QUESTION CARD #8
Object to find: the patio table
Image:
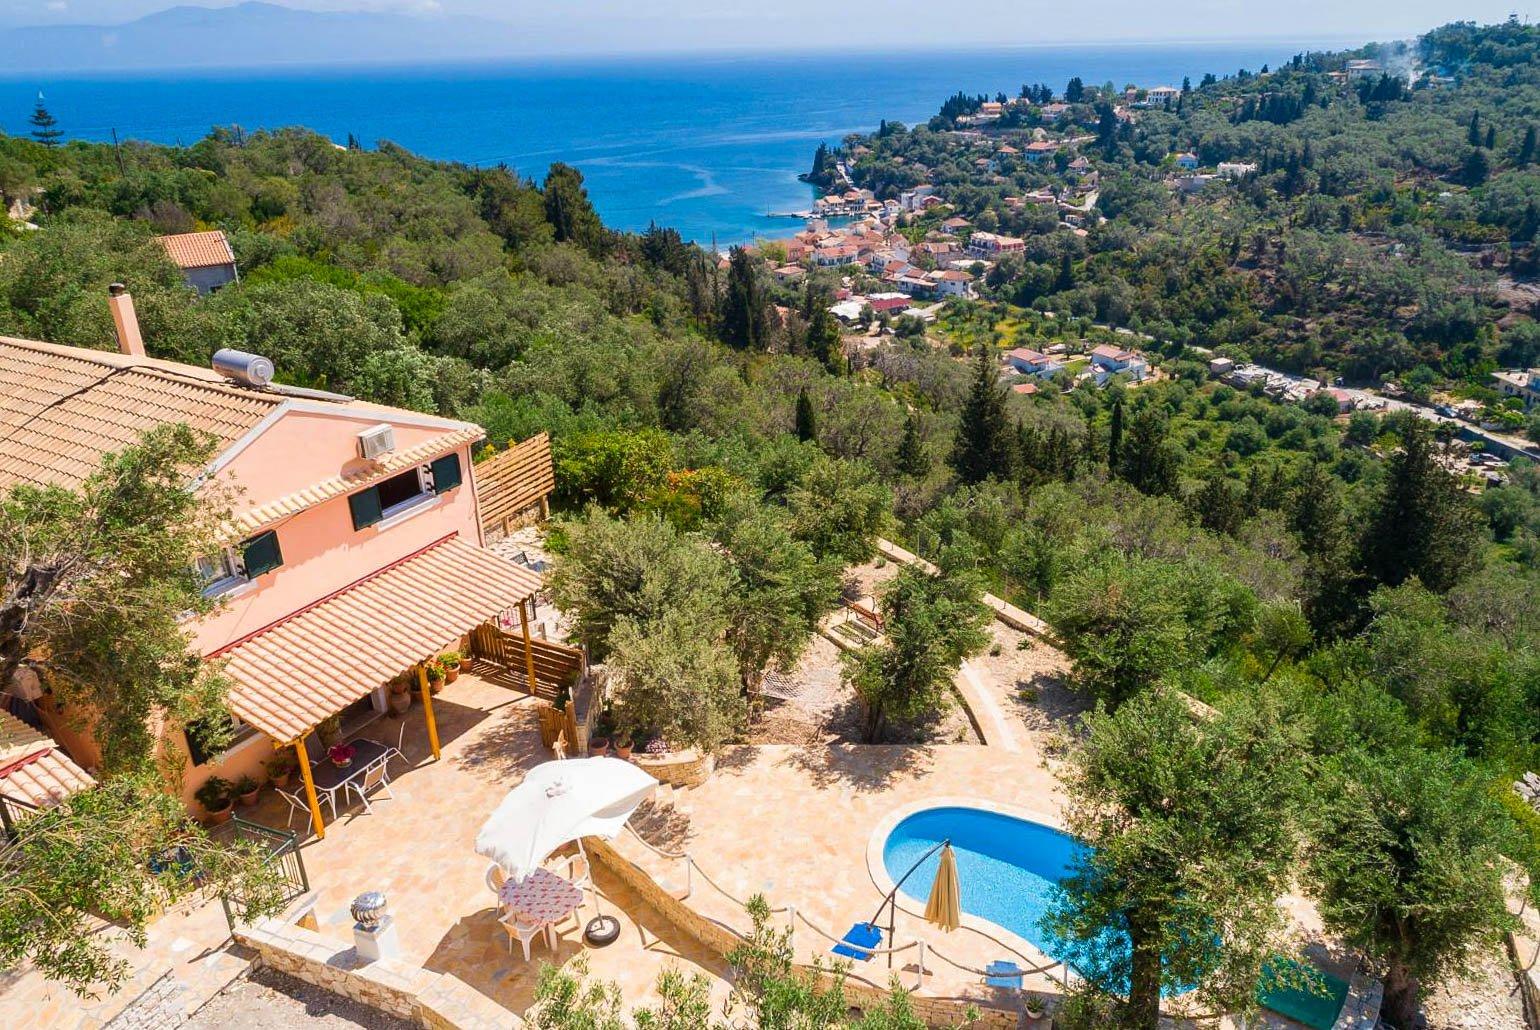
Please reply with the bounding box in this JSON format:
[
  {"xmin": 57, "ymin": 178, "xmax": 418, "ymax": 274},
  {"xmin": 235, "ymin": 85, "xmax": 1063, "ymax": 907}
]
[
  {"xmin": 310, "ymin": 737, "xmax": 391, "ymax": 817},
  {"xmin": 498, "ymin": 867, "xmax": 584, "ymax": 947}
]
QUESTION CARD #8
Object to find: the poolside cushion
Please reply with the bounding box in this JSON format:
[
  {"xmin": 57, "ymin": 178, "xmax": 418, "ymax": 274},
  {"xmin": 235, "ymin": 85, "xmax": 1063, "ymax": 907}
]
[
  {"xmin": 831, "ymin": 921, "xmax": 882, "ymax": 961},
  {"xmin": 1256, "ymin": 956, "xmax": 1349, "ymax": 1030},
  {"xmin": 985, "ymin": 959, "xmax": 1023, "ymax": 988}
]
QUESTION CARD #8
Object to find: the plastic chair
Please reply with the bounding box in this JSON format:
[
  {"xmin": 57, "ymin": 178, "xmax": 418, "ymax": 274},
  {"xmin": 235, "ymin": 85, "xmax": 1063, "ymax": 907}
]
[
  {"xmin": 486, "ymin": 862, "xmax": 508, "ymax": 898},
  {"xmin": 500, "ymin": 911, "xmax": 548, "ymax": 961},
  {"xmin": 385, "ymin": 721, "xmax": 409, "ymax": 769},
  {"xmin": 344, "ymin": 759, "xmax": 394, "ymax": 813}
]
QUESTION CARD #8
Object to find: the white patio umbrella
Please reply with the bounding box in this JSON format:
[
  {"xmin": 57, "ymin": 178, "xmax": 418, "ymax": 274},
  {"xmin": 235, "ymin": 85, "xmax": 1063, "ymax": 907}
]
[{"xmin": 475, "ymin": 757, "xmax": 658, "ymax": 882}]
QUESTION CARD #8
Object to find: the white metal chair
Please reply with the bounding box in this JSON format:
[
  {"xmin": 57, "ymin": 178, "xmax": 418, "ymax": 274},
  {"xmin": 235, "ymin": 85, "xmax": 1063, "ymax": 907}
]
[
  {"xmin": 499, "ymin": 911, "xmax": 548, "ymax": 962},
  {"xmin": 384, "ymin": 721, "xmax": 409, "ymax": 769},
  {"xmin": 344, "ymin": 759, "xmax": 394, "ymax": 813},
  {"xmin": 274, "ymin": 786, "xmax": 313, "ymax": 835}
]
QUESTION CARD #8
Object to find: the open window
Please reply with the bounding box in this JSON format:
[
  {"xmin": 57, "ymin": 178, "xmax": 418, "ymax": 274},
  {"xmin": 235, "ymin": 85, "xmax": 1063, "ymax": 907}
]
[
  {"xmin": 195, "ymin": 530, "xmax": 284, "ymax": 597},
  {"xmin": 348, "ymin": 453, "xmax": 463, "ymax": 531}
]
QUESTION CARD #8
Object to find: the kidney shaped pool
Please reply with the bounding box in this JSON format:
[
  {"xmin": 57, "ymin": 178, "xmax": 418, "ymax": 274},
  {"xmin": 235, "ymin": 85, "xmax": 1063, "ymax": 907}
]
[{"xmin": 880, "ymin": 805, "xmax": 1085, "ymax": 961}]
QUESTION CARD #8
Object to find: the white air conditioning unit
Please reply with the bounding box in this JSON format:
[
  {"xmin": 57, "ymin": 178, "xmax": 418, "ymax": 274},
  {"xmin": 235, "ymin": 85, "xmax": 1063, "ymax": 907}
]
[{"xmin": 357, "ymin": 424, "xmax": 396, "ymax": 461}]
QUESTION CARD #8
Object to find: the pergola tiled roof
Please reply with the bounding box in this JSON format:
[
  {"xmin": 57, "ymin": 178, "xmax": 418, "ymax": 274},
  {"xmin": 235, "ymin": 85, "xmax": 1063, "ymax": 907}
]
[
  {"xmin": 209, "ymin": 535, "xmax": 542, "ymax": 745},
  {"xmin": 0, "ymin": 709, "xmax": 95, "ymax": 809},
  {"xmin": 155, "ymin": 230, "xmax": 236, "ymax": 270}
]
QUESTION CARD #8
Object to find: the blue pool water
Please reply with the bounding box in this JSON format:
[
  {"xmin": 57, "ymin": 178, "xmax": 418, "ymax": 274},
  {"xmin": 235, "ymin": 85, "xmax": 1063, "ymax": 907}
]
[{"xmin": 882, "ymin": 805, "xmax": 1085, "ymax": 962}]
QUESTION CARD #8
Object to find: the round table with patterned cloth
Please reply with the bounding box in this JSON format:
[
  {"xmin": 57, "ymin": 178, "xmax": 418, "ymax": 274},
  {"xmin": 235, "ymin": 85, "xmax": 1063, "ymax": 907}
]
[{"xmin": 498, "ymin": 867, "xmax": 584, "ymax": 924}]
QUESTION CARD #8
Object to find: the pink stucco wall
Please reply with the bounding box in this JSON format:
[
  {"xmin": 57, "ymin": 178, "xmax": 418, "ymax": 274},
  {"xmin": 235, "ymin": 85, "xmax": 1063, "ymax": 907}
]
[{"xmin": 175, "ymin": 405, "xmax": 485, "ymax": 809}]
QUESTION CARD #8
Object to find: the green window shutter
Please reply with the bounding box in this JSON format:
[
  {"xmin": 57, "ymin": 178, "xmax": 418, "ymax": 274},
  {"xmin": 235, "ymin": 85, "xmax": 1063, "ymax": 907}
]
[
  {"xmin": 241, "ymin": 530, "xmax": 283, "ymax": 578},
  {"xmin": 430, "ymin": 453, "xmax": 463, "ymax": 494},
  {"xmin": 349, "ymin": 487, "xmax": 383, "ymax": 530}
]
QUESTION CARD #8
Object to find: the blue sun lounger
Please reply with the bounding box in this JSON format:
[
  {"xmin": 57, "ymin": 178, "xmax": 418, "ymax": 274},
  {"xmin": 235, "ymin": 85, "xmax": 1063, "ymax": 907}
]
[{"xmin": 831, "ymin": 921, "xmax": 882, "ymax": 960}]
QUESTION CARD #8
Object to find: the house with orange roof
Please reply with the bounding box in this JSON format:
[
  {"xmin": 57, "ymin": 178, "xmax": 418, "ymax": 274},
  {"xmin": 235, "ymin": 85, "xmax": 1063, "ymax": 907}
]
[
  {"xmin": 155, "ymin": 230, "xmax": 239, "ymax": 295},
  {"xmin": 0, "ymin": 290, "xmax": 550, "ymax": 836}
]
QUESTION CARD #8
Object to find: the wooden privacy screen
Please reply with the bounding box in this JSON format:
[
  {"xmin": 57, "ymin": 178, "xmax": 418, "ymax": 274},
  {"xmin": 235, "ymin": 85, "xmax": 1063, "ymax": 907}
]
[
  {"xmin": 475, "ymin": 433, "xmax": 555, "ymax": 537},
  {"xmin": 469, "ymin": 622, "xmax": 585, "ymax": 698}
]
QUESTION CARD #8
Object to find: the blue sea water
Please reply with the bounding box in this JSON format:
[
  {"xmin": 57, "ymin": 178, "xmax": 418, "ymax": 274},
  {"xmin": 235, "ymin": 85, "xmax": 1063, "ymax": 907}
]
[{"xmin": 2, "ymin": 42, "xmax": 1333, "ymax": 243}]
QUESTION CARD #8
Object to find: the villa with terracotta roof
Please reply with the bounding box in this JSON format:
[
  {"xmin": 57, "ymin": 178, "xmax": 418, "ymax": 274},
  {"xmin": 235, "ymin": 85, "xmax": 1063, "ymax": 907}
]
[
  {"xmin": 155, "ymin": 230, "xmax": 239, "ymax": 295},
  {"xmin": 0, "ymin": 303, "xmax": 547, "ymax": 836}
]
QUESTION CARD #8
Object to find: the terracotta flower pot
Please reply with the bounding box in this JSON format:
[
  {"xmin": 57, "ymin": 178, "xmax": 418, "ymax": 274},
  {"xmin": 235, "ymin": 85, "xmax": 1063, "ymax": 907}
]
[
  {"xmin": 238, "ymin": 789, "xmax": 261, "ymax": 807},
  {"xmin": 458, "ymin": 657, "xmax": 473, "ymax": 672},
  {"xmin": 615, "ymin": 740, "xmax": 633, "ymax": 759},
  {"xmin": 388, "ymin": 690, "xmax": 412, "ymax": 716},
  {"xmin": 444, "ymin": 666, "xmax": 459, "ymax": 685},
  {"xmin": 274, "ymin": 772, "xmax": 295, "ymax": 790},
  {"xmin": 589, "ymin": 736, "xmax": 610, "ymax": 757},
  {"xmin": 206, "ymin": 803, "xmax": 234, "ymax": 826}
]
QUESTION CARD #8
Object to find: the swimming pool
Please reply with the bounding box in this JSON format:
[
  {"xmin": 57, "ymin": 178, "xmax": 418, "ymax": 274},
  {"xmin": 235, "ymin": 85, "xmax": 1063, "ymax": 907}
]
[{"xmin": 880, "ymin": 804, "xmax": 1085, "ymax": 962}]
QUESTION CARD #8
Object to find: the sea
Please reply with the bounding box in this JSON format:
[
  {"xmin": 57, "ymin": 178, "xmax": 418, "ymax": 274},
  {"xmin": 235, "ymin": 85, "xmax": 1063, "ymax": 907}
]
[{"xmin": 2, "ymin": 42, "xmax": 1344, "ymax": 244}]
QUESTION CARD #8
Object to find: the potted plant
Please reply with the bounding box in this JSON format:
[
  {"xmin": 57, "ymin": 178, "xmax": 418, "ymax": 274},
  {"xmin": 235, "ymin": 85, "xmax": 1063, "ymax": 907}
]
[
  {"xmin": 457, "ymin": 651, "xmax": 473, "ymax": 672},
  {"xmin": 426, "ymin": 662, "xmax": 445, "ymax": 694},
  {"xmin": 439, "ymin": 652, "xmax": 462, "ymax": 685},
  {"xmin": 328, "ymin": 742, "xmax": 357, "ymax": 768},
  {"xmin": 194, "ymin": 776, "xmax": 234, "ymax": 825},
  {"xmin": 588, "ymin": 734, "xmax": 610, "ymax": 757},
  {"xmin": 613, "ymin": 734, "xmax": 634, "ymax": 760},
  {"xmin": 317, "ymin": 713, "xmax": 343, "ymax": 748},
  {"xmin": 265, "ymin": 752, "xmax": 297, "ymax": 790},
  {"xmin": 233, "ymin": 774, "xmax": 262, "ymax": 807},
  {"xmin": 1023, "ymin": 996, "xmax": 1046, "ymax": 1022}
]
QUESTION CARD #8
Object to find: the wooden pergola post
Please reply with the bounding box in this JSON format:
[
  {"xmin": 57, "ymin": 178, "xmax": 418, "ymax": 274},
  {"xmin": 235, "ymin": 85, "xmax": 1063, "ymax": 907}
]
[
  {"xmin": 416, "ymin": 663, "xmax": 441, "ymax": 760},
  {"xmin": 519, "ymin": 599, "xmax": 539, "ymax": 697},
  {"xmin": 295, "ymin": 734, "xmax": 326, "ymax": 839}
]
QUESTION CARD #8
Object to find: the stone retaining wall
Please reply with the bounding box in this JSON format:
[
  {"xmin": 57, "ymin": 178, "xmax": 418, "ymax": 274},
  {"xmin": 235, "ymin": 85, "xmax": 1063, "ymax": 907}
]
[
  {"xmin": 1510, "ymin": 928, "xmax": 1540, "ymax": 1029},
  {"xmin": 586, "ymin": 836, "xmax": 1019, "ymax": 1029},
  {"xmin": 235, "ymin": 918, "xmax": 517, "ymax": 1030},
  {"xmin": 632, "ymin": 747, "xmax": 714, "ymax": 787}
]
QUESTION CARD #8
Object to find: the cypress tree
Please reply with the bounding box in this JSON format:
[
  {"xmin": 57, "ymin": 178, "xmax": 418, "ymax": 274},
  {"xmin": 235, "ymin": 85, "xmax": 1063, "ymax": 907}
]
[
  {"xmin": 1467, "ymin": 111, "xmax": 1482, "ymax": 147},
  {"xmin": 896, "ymin": 413, "xmax": 929, "ymax": 479},
  {"xmin": 1107, "ymin": 399, "xmax": 1124, "ymax": 472},
  {"xmin": 794, "ymin": 387, "xmax": 817, "ymax": 444},
  {"xmin": 1116, "ymin": 406, "xmax": 1180, "ymax": 496},
  {"xmin": 1361, "ymin": 420, "xmax": 1478, "ymax": 594},
  {"xmin": 951, "ymin": 344, "xmax": 1015, "ymax": 484},
  {"xmin": 1520, "ymin": 125, "xmax": 1537, "ymax": 166},
  {"xmin": 720, "ymin": 246, "xmax": 768, "ymax": 350},
  {"xmin": 28, "ymin": 95, "xmax": 62, "ymax": 147},
  {"xmin": 1485, "ymin": 125, "xmax": 1496, "ymax": 150}
]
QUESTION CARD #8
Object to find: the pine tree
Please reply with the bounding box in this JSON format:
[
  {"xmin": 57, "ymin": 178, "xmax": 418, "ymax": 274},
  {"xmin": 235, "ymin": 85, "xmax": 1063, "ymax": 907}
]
[
  {"xmin": 794, "ymin": 387, "xmax": 817, "ymax": 444},
  {"xmin": 802, "ymin": 282, "xmax": 842, "ymax": 372},
  {"xmin": 1107, "ymin": 398, "xmax": 1124, "ymax": 471},
  {"xmin": 28, "ymin": 95, "xmax": 62, "ymax": 148},
  {"xmin": 896, "ymin": 413, "xmax": 929, "ymax": 479},
  {"xmin": 951, "ymin": 345, "xmax": 1015, "ymax": 484}
]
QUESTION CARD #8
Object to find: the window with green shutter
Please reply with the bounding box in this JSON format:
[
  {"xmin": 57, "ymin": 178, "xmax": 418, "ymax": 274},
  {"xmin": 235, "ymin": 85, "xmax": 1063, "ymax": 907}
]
[
  {"xmin": 430, "ymin": 453, "xmax": 463, "ymax": 494},
  {"xmin": 241, "ymin": 530, "xmax": 283, "ymax": 578},
  {"xmin": 349, "ymin": 487, "xmax": 384, "ymax": 530}
]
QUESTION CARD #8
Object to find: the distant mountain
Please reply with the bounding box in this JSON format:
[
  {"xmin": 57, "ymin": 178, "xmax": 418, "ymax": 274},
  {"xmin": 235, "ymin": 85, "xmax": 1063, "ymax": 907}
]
[{"xmin": 3, "ymin": 2, "xmax": 533, "ymax": 72}]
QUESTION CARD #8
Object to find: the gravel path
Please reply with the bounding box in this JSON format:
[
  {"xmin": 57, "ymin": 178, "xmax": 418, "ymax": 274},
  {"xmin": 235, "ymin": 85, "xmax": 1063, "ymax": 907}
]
[{"xmin": 184, "ymin": 967, "xmax": 416, "ymax": 1030}]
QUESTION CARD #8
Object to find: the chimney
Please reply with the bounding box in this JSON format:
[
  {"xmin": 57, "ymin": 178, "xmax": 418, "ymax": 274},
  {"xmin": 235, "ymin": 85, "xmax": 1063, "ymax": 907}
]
[{"xmin": 107, "ymin": 283, "xmax": 144, "ymax": 358}]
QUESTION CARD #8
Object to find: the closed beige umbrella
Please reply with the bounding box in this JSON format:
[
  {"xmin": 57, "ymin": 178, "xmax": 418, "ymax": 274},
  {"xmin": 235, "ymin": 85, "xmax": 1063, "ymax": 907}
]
[{"xmin": 922, "ymin": 843, "xmax": 961, "ymax": 932}]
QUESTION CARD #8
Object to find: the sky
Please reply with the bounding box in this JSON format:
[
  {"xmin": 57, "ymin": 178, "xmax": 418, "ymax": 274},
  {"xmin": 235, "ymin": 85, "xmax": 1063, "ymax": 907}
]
[{"xmin": 0, "ymin": 0, "xmax": 1526, "ymax": 50}]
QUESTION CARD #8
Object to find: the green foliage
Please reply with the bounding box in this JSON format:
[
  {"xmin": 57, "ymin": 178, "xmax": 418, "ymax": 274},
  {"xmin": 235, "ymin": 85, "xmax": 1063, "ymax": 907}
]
[
  {"xmin": 554, "ymin": 429, "xmax": 675, "ymax": 512},
  {"xmin": 1360, "ymin": 419, "xmax": 1479, "ymax": 593},
  {"xmin": 785, "ymin": 455, "xmax": 891, "ymax": 564},
  {"xmin": 0, "ymin": 425, "xmax": 233, "ymax": 773},
  {"xmin": 1049, "ymin": 690, "xmax": 1307, "ymax": 1027},
  {"xmin": 1307, "ymin": 745, "xmax": 1518, "ymax": 1027},
  {"xmin": 843, "ymin": 564, "xmax": 990, "ymax": 741},
  {"xmin": 0, "ymin": 774, "xmax": 285, "ymax": 996},
  {"xmin": 951, "ymin": 344, "xmax": 1015, "ymax": 484}
]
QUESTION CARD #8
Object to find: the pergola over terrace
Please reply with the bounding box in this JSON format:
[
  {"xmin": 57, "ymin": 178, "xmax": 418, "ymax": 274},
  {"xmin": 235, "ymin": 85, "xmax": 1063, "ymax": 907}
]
[{"xmin": 208, "ymin": 534, "xmax": 546, "ymax": 838}]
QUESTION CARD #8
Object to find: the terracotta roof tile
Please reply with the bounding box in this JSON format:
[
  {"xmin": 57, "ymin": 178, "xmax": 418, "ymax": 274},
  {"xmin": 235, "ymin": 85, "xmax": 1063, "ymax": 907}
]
[
  {"xmin": 0, "ymin": 337, "xmax": 280, "ymax": 492},
  {"xmin": 0, "ymin": 710, "xmax": 95, "ymax": 808},
  {"xmin": 155, "ymin": 230, "xmax": 236, "ymax": 270},
  {"xmin": 211, "ymin": 537, "xmax": 542, "ymax": 744}
]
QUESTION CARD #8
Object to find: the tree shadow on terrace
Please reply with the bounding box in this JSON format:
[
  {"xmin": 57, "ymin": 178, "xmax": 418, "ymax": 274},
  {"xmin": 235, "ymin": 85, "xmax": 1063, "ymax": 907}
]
[{"xmin": 777, "ymin": 740, "xmax": 935, "ymax": 795}]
